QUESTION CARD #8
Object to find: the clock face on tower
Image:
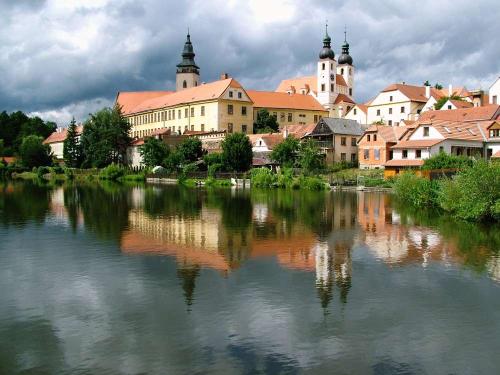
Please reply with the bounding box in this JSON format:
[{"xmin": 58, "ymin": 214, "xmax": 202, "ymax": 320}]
[{"xmin": 330, "ymin": 73, "xmax": 335, "ymax": 81}]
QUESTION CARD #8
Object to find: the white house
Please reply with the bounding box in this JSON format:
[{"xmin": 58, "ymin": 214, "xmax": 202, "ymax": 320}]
[
  {"xmin": 43, "ymin": 126, "xmax": 83, "ymax": 160},
  {"xmin": 489, "ymin": 77, "xmax": 500, "ymax": 105},
  {"xmin": 344, "ymin": 104, "xmax": 368, "ymax": 125},
  {"xmin": 439, "ymin": 99, "xmax": 473, "ymax": 111}
]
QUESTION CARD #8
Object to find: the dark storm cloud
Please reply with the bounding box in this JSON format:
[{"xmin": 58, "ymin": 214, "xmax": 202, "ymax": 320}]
[{"xmin": 0, "ymin": 0, "xmax": 498, "ymax": 124}]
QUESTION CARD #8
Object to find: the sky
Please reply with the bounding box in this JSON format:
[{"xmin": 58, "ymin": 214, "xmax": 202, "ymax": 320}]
[{"xmin": 1, "ymin": 0, "xmax": 499, "ymax": 125}]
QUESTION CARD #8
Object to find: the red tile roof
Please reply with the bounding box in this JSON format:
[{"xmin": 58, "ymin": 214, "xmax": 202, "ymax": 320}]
[
  {"xmin": 43, "ymin": 125, "xmax": 83, "ymax": 144},
  {"xmin": 275, "ymin": 74, "xmax": 349, "ymax": 94},
  {"xmin": 447, "ymin": 99, "xmax": 473, "ymax": 109},
  {"xmin": 283, "ymin": 124, "xmax": 317, "ymax": 139},
  {"xmin": 247, "ymin": 90, "xmax": 326, "ymax": 111},
  {"xmin": 334, "ymin": 93, "xmax": 355, "ymax": 104},
  {"xmin": 384, "ymin": 159, "xmax": 424, "ymax": 167},
  {"xmin": 1, "ymin": 156, "xmax": 16, "ymax": 165},
  {"xmin": 391, "ymin": 139, "xmax": 443, "ymax": 149},
  {"xmin": 419, "ymin": 104, "xmax": 500, "ymax": 122},
  {"xmin": 116, "ymin": 91, "xmax": 173, "ymax": 115},
  {"xmin": 363, "ymin": 125, "xmax": 407, "ymax": 143}
]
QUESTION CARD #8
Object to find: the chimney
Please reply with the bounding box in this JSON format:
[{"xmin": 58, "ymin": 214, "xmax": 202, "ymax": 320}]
[
  {"xmin": 220, "ymin": 72, "xmax": 229, "ymax": 80},
  {"xmin": 425, "ymin": 85, "xmax": 430, "ymax": 99},
  {"xmin": 449, "ymin": 83, "xmax": 453, "ymax": 96}
]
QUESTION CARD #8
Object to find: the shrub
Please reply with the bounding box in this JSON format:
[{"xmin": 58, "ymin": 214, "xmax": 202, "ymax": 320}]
[
  {"xmin": 19, "ymin": 135, "xmax": 52, "ymax": 168},
  {"xmin": 36, "ymin": 166, "xmax": 50, "ymax": 179},
  {"xmin": 99, "ymin": 163, "xmax": 125, "ymax": 180},
  {"xmin": 250, "ymin": 168, "xmax": 277, "ymax": 188},
  {"xmin": 221, "ymin": 133, "xmax": 253, "ymax": 172},
  {"xmin": 393, "ymin": 172, "xmax": 439, "ymax": 207},
  {"xmin": 297, "ymin": 175, "xmax": 326, "ymax": 190},
  {"xmin": 422, "ymin": 153, "xmax": 473, "ymax": 170}
]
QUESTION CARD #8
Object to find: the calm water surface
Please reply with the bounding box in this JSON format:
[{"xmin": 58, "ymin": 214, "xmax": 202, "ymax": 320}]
[{"xmin": 0, "ymin": 181, "xmax": 499, "ymax": 375}]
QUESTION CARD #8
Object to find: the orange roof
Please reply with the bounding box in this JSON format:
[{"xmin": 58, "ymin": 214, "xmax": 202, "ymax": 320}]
[
  {"xmin": 419, "ymin": 104, "xmax": 500, "ymax": 122},
  {"xmin": 275, "ymin": 74, "xmax": 349, "ymax": 94},
  {"xmin": 1, "ymin": 156, "xmax": 16, "ymax": 164},
  {"xmin": 438, "ymin": 86, "xmax": 471, "ymax": 98},
  {"xmin": 43, "ymin": 125, "xmax": 83, "ymax": 144},
  {"xmin": 447, "ymin": 99, "xmax": 473, "ymax": 109},
  {"xmin": 357, "ymin": 104, "xmax": 368, "ymax": 113},
  {"xmin": 384, "ymin": 159, "xmax": 424, "ymax": 167},
  {"xmin": 412, "ymin": 119, "xmax": 490, "ymax": 142},
  {"xmin": 247, "ymin": 90, "xmax": 326, "ymax": 111},
  {"xmin": 492, "ymin": 150, "xmax": 500, "ymax": 158},
  {"xmin": 334, "ymin": 93, "xmax": 355, "ymax": 104},
  {"xmin": 391, "ymin": 139, "xmax": 443, "ymax": 149},
  {"xmin": 363, "ymin": 125, "xmax": 407, "ymax": 143},
  {"xmin": 381, "ymin": 83, "xmax": 443, "ymax": 103},
  {"xmin": 116, "ymin": 91, "xmax": 173, "ymax": 115},
  {"xmin": 124, "ymin": 79, "xmax": 249, "ymax": 115},
  {"xmin": 283, "ymin": 124, "xmax": 317, "ymax": 139}
]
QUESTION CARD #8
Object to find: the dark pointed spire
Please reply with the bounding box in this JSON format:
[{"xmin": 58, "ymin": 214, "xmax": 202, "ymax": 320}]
[
  {"xmin": 319, "ymin": 21, "xmax": 335, "ymax": 60},
  {"xmin": 338, "ymin": 26, "xmax": 353, "ymax": 65},
  {"xmin": 177, "ymin": 30, "xmax": 199, "ymax": 74}
]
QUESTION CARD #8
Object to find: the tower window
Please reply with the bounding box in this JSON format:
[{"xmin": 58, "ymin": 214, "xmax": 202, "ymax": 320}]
[
  {"xmin": 238, "ymin": 92, "xmax": 242, "ymax": 99},
  {"xmin": 183, "ymin": 80, "xmax": 187, "ymax": 89},
  {"xmin": 349, "ymin": 88, "xmax": 352, "ymax": 96},
  {"xmin": 341, "ymin": 68, "xmax": 344, "ymax": 75},
  {"xmin": 349, "ymin": 68, "xmax": 352, "ymax": 75},
  {"xmin": 330, "ymin": 63, "xmax": 333, "ymax": 70},
  {"xmin": 322, "ymin": 63, "xmax": 325, "ymax": 70},
  {"xmin": 229, "ymin": 91, "xmax": 233, "ymax": 98},
  {"xmin": 321, "ymin": 84, "xmax": 325, "ymax": 91},
  {"xmin": 330, "ymin": 84, "xmax": 334, "ymax": 91},
  {"xmin": 195, "ymin": 81, "xmax": 198, "ymax": 86}
]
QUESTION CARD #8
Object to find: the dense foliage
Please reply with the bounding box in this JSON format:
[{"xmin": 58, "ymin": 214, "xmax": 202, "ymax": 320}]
[
  {"xmin": 434, "ymin": 95, "xmax": 463, "ymax": 110},
  {"xmin": 298, "ymin": 139, "xmax": 324, "ymax": 173},
  {"xmin": 19, "ymin": 135, "xmax": 53, "ymax": 168},
  {"xmin": 139, "ymin": 137, "xmax": 170, "ymax": 167},
  {"xmin": 63, "ymin": 118, "xmax": 82, "ymax": 168},
  {"xmin": 221, "ymin": 133, "xmax": 253, "ymax": 172},
  {"xmin": 80, "ymin": 104, "xmax": 131, "ymax": 168},
  {"xmin": 253, "ymin": 109, "xmax": 279, "ymax": 134},
  {"xmin": 422, "ymin": 152, "xmax": 474, "ymax": 170},
  {"xmin": 0, "ymin": 111, "xmax": 56, "ymax": 156},
  {"xmin": 270, "ymin": 136, "xmax": 300, "ymax": 167},
  {"xmin": 250, "ymin": 168, "xmax": 326, "ymax": 190}
]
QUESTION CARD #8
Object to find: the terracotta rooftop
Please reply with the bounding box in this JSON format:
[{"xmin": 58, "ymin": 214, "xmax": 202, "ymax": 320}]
[
  {"xmin": 391, "ymin": 139, "xmax": 443, "ymax": 149},
  {"xmin": 283, "ymin": 123, "xmax": 318, "ymax": 139},
  {"xmin": 447, "ymin": 99, "xmax": 474, "ymax": 109},
  {"xmin": 362, "ymin": 125, "xmax": 407, "ymax": 143},
  {"xmin": 275, "ymin": 74, "xmax": 349, "ymax": 94},
  {"xmin": 381, "ymin": 83, "xmax": 443, "ymax": 103},
  {"xmin": 247, "ymin": 90, "xmax": 326, "ymax": 112},
  {"xmin": 43, "ymin": 125, "xmax": 83, "ymax": 144},
  {"xmin": 116, "ymin": 91, "xmax": 173, "ymax": 115},
  {"xmin": 384, "ymin": 159, "xmax": 424, "ymax": 167},
  {"xmin": 419, "ymin": 104, "xmax": 500, "ymax": 123},
  {"xmin": 334, "ymin": 93, "xmax": 356, "ymax": 104}
]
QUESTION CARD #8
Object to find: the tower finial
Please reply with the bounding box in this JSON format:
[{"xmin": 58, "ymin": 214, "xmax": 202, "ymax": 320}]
[
  {"xmin": 325, "ymin": 20, "xmax": 329, "ymax": 37},
  {"xmin": 344, "ymin": 25, "xmax": 347, "ymax": 42},
  {"xmin": 187, "ymin": 27, "xmax": 190, "ymax": 36}
]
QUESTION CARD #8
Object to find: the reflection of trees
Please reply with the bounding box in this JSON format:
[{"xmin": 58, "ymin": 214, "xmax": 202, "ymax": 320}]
[
  {"xmin": 0, "ymin": 181, "xmax": 51, "ymax": 226},
  {"xmin": 177, "ymin": 262, "xmax": 201, "ymax": 310},
  {"xmin": 63, "ymin": 184, "xmax": 79, "ymax": 232},
  {"xmin": 143, "ymin": 185, "xmax": 203, "ymax": 218}
]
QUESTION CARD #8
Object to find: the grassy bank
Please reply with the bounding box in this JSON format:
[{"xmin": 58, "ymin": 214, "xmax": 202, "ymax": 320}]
[
  {"xmin": 250, "ymin": 168, "xmax": 327, "ymax": 190},
  {"xmin": 393, "ymin": 161, "xmax": 500, "ymax": 222}
]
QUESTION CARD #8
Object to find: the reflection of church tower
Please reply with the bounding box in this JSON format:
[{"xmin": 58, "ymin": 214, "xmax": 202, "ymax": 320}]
[
  {"xmin": 176, "ymin": 31, "xmax": 200, "ymax": 91},
  {"xmin": 334, "ymin": 245, "xmax": 352, "ymax": 304},
  {"xmin": 177, "ymin": 262, "xmax": 201, "ymax": 310},
  {"xmin": 315, "ymin": 243, "xmax": 334, "ymax": 311}
]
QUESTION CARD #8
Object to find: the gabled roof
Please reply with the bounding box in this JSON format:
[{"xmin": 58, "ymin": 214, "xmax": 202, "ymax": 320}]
[
  {"xmin": 411, "ymin": 120, "xmax": 491, "ymax": 142},
  {"xmin": 391, "ymin": 139, "xmax": 443, "ymax": 149},
  {"xmin": 116, "ymin": 91, "xmax": 173, "ymax": 115},
  {"xmin": 247, "ymin": 133, "xmax": 284, "ymax": 150},
  {"xmin": 334, "ymin": 93, "xmax": 355, "ymax": 104},
  {"xmin": 123, "ymin": 78, "xmax": 249, "ymax": 115},
  {"xmin": 381, "ymin": 83, "xmax": 442, "ymax": 103},
  {"xmin": 447, "ymin": 99, "xmax": 473, "ymax": 109},
  {"xmin": 320, "ymin": 118, "xmax": 363, "ymax": 136},
  {"xmin": 43, "ymin": 125, "xmax": 83, "ymax": 144},
  {"xmin": 283, "ymin": 124, "xmax": 317, "ymax": 139},
  {"xmin": 247, "ymin": 90, "xmax": 326, "ymax": 111},
  {"xmin": 362, "ymin": 125, "xmax": 407, "ymax": 143},
  {"xmin": 275, "ymin": 74, "xmax": 349, "ymax": 94},
  {"xmin": 419, "ymin": 104, "xmax": 500, "ymax": 122}
]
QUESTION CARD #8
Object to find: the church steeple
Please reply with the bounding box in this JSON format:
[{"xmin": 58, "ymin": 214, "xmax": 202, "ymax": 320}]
[
  {"xmin": 338, "ymin": 27, "xmax": 353, "ymax": 65},
  {"xmin": 176, "ymin": 30, "xmax": 200, "ymax": 91},
  {"xmin": 319, "ymin": 22, "xmax": 335, "ymax": 60}
]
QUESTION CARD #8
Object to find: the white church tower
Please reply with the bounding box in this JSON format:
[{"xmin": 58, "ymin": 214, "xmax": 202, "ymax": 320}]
[
  {"xmin": 337, "ymin": 28, "xmax": 354, "ymax": 99},
  {"xmin": 176, "ymin": 32, "xmax": 200, "ymax": 91},
  {"xmin": 316, "ymin": 24, "xmax": 338, "ymax": 111}
]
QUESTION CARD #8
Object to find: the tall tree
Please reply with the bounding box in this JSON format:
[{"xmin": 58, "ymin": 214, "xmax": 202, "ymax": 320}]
[
  {"xmin": 270, "ymin": 136, "xmax": 300, "ymax": 167},
  {"xmin": 299, "ymin": 139, "xmax": 324, "ymax": 173},
  {"xmin": 221, "ymin": 133, "xmax": 253, "ymax": 172},
  {"xmin": 176, "ymin": 137, "xmax": 203, "ymax": 163},
  {"xmin": 63, "ymin": 118, "xmax": 82, "ymax": 167},
  {"xmin": 19, "ymin": 135, "xmax": 52, "ymax": 168},
  {"xmin": 253, "ymin": 109, "xmax": 279, "ymax": 134},
  {"xmin": 139, "ymin": 137, "xmax": 170, "ymax": 167},
  {"xmin": 80, "ymin": 104, "xmax": 132, "ymax": 167}
]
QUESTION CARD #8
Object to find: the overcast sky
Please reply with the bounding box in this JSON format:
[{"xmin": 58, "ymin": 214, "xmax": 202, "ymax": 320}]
[{"xmin": 1, "ymin": 0, "xmax": 499, "ymax": 125}]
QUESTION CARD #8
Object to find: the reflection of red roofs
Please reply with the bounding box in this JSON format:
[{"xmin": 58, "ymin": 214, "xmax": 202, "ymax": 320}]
[{"xmin": 121, "ymin": 231, "xmax": 233, "ymax": 273}]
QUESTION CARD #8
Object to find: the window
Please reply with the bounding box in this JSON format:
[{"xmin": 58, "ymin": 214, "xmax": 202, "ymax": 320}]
[
  {"xmin": 341, "ymin": 153, "xmax": 346, "ymax": 161},
  {"xmin": 280, "ymin": 112, "xmax": 285, "ymax": 122},
  {"xmin": 201, "ymin": 106, "xmax": 205, "ymax": 116},
  {"xmin": 241, "ymin": 106, "xmax": 247, "ymax": 116},
  {"xmin": 389, "ymin": 108, "xmax": 393, "ymax": 114},
  {"xmin": 349, "ymin": 68, "xmax": 352, "ymax": 75},
  {"xmin": 401, "ymin": 106, "xmax": 405, "ymax": 113},
  {"xmin": 168, "ymin": 111, "xmax": 171, "ymax": 120},
  {"xmin": 367, "ymin": 134, "xmax": 371, "ymax": 142},
  {"xmin": 184, "ymin": 108, "xmax": 188, "ymax": 118},
  {"xmin": 351, "ymin": 137, "xmax": 357, "ymax": 146},
  {"xmin": 374, "ymin": 149, "xmax": 380, "ymax": 160},
  {"xmin": 190, "ymin": 107, "xmax": 194, "ymax": 117},
  {"xmin": 354, "ymin": 109, "xmax": 357, "ymax": 115},
  {"xmin": 229, "ymin": 91, "xmax": 233, "ymax": 98},
  {"xmin": 330, "ymin": 83, "xmax": 334, "ymax": 91},
  {"xmin": 402, "ymin": 150, "xmax": 408, "ymax": 159},
  {"xmin": 364, "ymin": 149, "xmax": 369, "ymax": 160},
  {"xmin": 423, "ymin": 126, "xmax": 430, "ymax": 136},
  {"xmin": 191, "ymin": 125, "xmax": 194, "ymax": 131},
  {"xmin": 351, "ymin": 153, "xmax": 356, "ymax": 162},
  {"xmin": 416, "ymin": 149, "xmax": 422, "ymax": 158},
  {"xmin": 321, "ymin": 84, "xmax": 325, "ymax": 91},
  {"xmin": 374, "ymin": 134, "xmax": 377, "ymax": 141},
  {"xmin": 228, "ymin": 123, "xmax": 233, "ymax": 133},
  {"xmin": 490, "ymin": 129, "xmax": 500, "ymax": 137},
  {"xmin": 183, "ymin": 80, "xmax": 187, "ymax": 89},
  {"xmin": 314, "ymin": 115, "xmax": 318, "ymax": 122},
  {"xmin": 417, "ymin": 109, "xmax": 421, "ymax": 114},
  {"xmin": 288, "ymin": 113, "xmax": 292, "ymax": 122},
  {"xmin": 493, "ymin": 95, "xmax": 498, "ymax": 104},
  {"xmin": 349, "ymin": 88, "xmax": 352, "ymax": 96},
  {"xmin": 376, "ymin": 109, "xmax": 381, "ymax": 116},
  {"xmin": 201, "ymin": 124, "xmax": 205, "ymax": 132},
  {"xmin": 341, "ymin": 68, "xmax": 344, "ymax": 75},
  {"xmin": 388, "ymin": 120, "xmax": 392, "ymax": 126},
  {"xmin": 238, "ymin": 92, "xmax": 242, "ymax": 99},
  {"xmin": 185, "ymin": 125, "xmax": 188, "ymax": 132},
  {"xmin": 331, "ymin": 63, "xmax": 333, "ymax": 70},
  {"xmin": 341, "ymin": 137, "xmax": 347, "ymax": 146},
  {"xmin": 447, "ymin": 104, "xmax": 452, "ymax": 109},
  {"xmin": 390, "ymin": 95, "xmax": 393, "ymax": 102},
  {"xmin": 228, "ymin": 104, "xmax": 233, "ymax": 115},
  {"xmin": 322, "ymin": 63, "xmax": 325, "ymax": 70},
  {"xmin": 242, "ymin": 124, "xmax": 247, "ymax": 133},
  {"xmin": 439, "ymin": 146, "xmax": 444, "ymax": 153}
]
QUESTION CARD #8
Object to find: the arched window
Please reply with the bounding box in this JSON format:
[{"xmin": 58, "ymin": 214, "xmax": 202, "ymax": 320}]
[
  {"xmin": 341, "ymin": 68, "xmax": 344, "ymax": 75},
  {"xmin": 349, "ymin": 68, "xmax": 352, "ymax": 75},
  {"xmin": 322, "ymin": 63, "xmax": 325, "ymax": 70},
  {"xmin": 195, "ymin": 81, "xmax": 198, "ymax": 86},
  {"xmin": 183, "ymin": 80, "xmax": 187, "ymax": 88}
]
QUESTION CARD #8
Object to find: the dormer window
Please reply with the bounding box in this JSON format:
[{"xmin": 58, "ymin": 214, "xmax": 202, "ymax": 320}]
[
  {"xmin": 423, "ymin": 126, "xmax": 429, "ymax": 136},
  {"xmin": 229, "ymin": 91, "xmax": 233, "ymax": 98}
]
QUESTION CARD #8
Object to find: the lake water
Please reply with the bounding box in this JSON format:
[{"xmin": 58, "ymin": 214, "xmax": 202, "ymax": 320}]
[{"xmin": 1, "ymin": 181, "xmax": 499, "ymax": 375}]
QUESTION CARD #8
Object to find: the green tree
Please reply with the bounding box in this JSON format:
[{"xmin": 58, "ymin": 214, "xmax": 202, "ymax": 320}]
[
  {"xmin": 221, "ymin": 133, "xmax": 253, "ymax": 172},
  {"xmin": 423, "ymin": 80, "xmax": 431, "ymax": 86},
  {"xmin": 434, "ymin": 83, "xmax": 443, "ymax": 90},
  {"xmin": 80, "ymin": 104, "xmax": 131, "ymax": 167},
  {"xmin": 176, "ymin": 137, "xmax": 203, "ymax": 163},
  {"xmin": 139, "ymin": 137, "xmax": 170, "ymax": 167},
  {"xmin": 63, "ymin": 118, "xmax": 82, "ymax": 167},
  {"xmin": 270, "ymin": 136, "xmax": 300, "ymax": 167},
  {"xmin": 19, "ymin": 135, "xmax": 52, "ymax": 168},
  {"xmin": 253, "ymin": 109, "xmax": 279, "ymax": 134},
  {"xmin": 434, "ymin": 95, "xmax": 463, "ymax": 110},
  {"xmin": 0, "ymin": 139, "xmax": 4, "ymax": 156},
  {"xmin": 298, "ymin": 139, "xmax": 323, "ymax": 173}
]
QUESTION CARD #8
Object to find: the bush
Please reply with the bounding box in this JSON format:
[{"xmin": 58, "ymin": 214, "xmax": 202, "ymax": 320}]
[
  {"xmin": 250, "ymin": 168, "xmax": 277, "ymax": 188},
  {"xmin": 19, "ymin": 135, "xmax": 52, "ymax": 168},
  {"xmin": 297, "ymin": 175, "xmax": 327, "ymax": 190},
  {"xmin": 423, "ymin": 153, "xmax": 474, "ymax": 170},
  {"xmin": 393, "ymin": 173, "xmax": 439, "ymax": 207},
  {"xmin": 221, "ymin": 133, "xmax": 253, "ymax": 172},
  {"xmin": 36, "ymin": 166, "xmax": 50, "ymax": 179},
  {"xmin": 99, "ymin": 163, "xmax": 125, "ymax": 180}
]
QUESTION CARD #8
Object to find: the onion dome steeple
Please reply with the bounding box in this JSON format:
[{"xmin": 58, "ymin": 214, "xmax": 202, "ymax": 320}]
[
  {"xmin": 319, "ymin": 22, "xmax": 335, "ymax": 60},
  {"xmin": 176, "ymin": 30, "xmax": 200, "ymax": 74},
  {"xmin": 338, "ymin": 27, "xmax": 353, "ymax": 65}
]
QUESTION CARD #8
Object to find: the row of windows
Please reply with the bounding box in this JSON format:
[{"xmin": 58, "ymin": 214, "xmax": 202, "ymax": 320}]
[
  {"xmin": 339, "ymin": 137, "xmax": 358, "ymax": 146},
  {"xmin": 132, "ymin": 122, "xmax": 250, "ymax": 138},
  {"xmin": 227, "ymin": 105, "xmax": 247, "ymax": 116},
  {"xmin": 366, "ymin": 134, "xmax": 378, "ymax": 142},
  {"xmin": 363, "ymin": 149, "xmax": 381, "ymax": 160},
  {"xmin": 376, "ymin": 106, "xmax": 406, "ymax": 116},
  {"xmin": 340, "ymin": 153, "xmax": 357, "ymax": 162},
  {"xmin": 269, "ymin": 112, "xmax": 320, "ymax": 123},
  {"xmin": 228, "ymin": 91, "xmax": 243, "ymax": 99},
  {"xmin": 489, "ymin": 129, "xmax": 500, "ymax": 137},
  {"xmin": 128, "ymin": 106, "xmax": 209, "ymax": 126}
]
